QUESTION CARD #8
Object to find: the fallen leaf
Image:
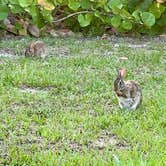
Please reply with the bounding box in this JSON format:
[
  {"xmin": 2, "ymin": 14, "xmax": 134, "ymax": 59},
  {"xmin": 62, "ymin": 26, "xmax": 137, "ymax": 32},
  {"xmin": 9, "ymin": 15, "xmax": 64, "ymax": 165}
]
[
  {"xmin": 27, "ymin": 25, "xmax": 40, "ymax": 37},
  {"xmin": 48, "ymin": 29, "xmax": 75, "ymax": 37},
  {"xmin": 3, "ymin": 18, "xmax": 17, "ymax": 34},
  {"xmin": 156, "ymin": 0, "xmax": 166, "ymax": 3},
  {"xmin": 37, "ymin": 0, "xmax": 55, "ymax": 10},
  {"xmin": 159, "ymin": 33, "xmax": 166, "ymax": 38},
  {"xmin": 128, "ymin": 44, "xmax": 147, "ymax": 48}
]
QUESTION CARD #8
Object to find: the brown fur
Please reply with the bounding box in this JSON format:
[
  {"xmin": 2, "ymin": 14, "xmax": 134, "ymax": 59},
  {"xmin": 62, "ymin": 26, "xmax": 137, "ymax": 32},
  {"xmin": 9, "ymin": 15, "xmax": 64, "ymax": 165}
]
[
  {"xmin": 114, "ymin": 69, "xmax": 142, "ymax": 110},
  {"xmin": 25, "ymin": 41, "xmax": 46, "ymax": 58}
]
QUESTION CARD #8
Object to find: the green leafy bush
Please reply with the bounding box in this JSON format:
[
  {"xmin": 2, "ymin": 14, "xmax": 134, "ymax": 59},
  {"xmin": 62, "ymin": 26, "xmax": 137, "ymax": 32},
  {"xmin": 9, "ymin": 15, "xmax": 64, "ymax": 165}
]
[{"xmin": 0, "ymin": 0, "xmax": 166, "ymax": 35}]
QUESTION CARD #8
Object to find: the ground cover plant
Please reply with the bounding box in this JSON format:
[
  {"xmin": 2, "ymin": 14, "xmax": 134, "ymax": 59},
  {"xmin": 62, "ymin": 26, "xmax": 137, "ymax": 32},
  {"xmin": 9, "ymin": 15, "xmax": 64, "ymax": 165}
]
[{"xmin": 0, "ymin": 36, "xmax": 166, "ymax": 165}]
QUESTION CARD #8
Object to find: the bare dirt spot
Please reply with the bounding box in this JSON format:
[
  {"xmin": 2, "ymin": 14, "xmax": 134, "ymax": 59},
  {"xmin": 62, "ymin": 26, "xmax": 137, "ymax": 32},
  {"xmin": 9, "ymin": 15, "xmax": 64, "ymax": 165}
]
[
  {"xmin": 46, "ymin": 139, "xmax": 83, "ymax": 152},
  {"xmin": 10, "ymin": 101, "xmax": 43, "ymax": 111},
  {"xmin": 0, "ymin": 44, "xmax": 71, "ymax": 59},
  {"xmin": 88, "ymin": 109, "xmax": 99, "ymax": 117},
  {"xmin": 67, "ymin": 141, "xmax": 83, "ymax": 152},
  {"xmin": 19, "ymin": 85, "xmax": 55, "ymax": 93},
  {"xmin": 103, "ymin": 101, "xmax": 115, "ymax": 113},
  {"xmin": 89, "ymin": 130, "xmax": 130, "ymax": 150},
  {"xmin": 103, "ymin": 51, "xmax": 113, "ymax": 57},
  {"xmin": 0, "ymin": 48, "xmax": 16, "ymax": 58},
  {"xmin": 0, "ymin": 140, "xmax": 9, "ymax": 163},
  {"xmin": 128, "ymin": 43, "xmax": 148, "ymax": 48},
  {"xmin": 8, "ymin": 122, "xmax": 44, "ymax": 151},
  {"xmin": 47, "ymin": 46, "xmax": 70, "ymax": 57},
  {"xmin": 16, "ymin": 122, "xmax": 44, "ymax": 148},
  {"xmin": 46, "ymin": 130, "xmax": 130, "ymax": 153},
  {"xmin": 11, "ymin": 102, "xmax": 21, "ymax": 110}
]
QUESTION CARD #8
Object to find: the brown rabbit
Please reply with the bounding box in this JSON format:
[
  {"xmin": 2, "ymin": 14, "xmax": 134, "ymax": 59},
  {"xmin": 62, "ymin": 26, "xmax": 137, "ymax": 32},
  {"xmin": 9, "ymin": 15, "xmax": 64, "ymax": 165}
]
[
  {"xmin": 25, "ymin": 41, "xmax": 46, "ymax": 58},
  {"xmin": 114, "ymin": 68, "xmax": 142, "ymax": 110}
]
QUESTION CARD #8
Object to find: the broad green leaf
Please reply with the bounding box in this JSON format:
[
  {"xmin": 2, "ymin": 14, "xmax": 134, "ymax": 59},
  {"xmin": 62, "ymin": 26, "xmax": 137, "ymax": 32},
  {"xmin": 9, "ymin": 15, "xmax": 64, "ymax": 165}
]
[
  {"xmin": 68, "ymin": 0, "xmax": 80, "ymax": 10},
  {"xmin": 122, "ymin": 20, "xmax": 132, "ymax": 30},
  {"xmin": 141, "ymin": 12, "xmax": 155, "ymax": 27},
  {"xmin": 120, "ymin": 9, "xmax": 132, "ymax": 19},
  {"xmin": 94, "ymin": 10, "xmax": 104, "ymax": 21},
  {"xmin": 41, "ymin": 8, "xmax": 53, "ymax": 22},
  {"xmin": 57, "ymin": 0, "xmax": 63, "ymax": 3},
  {"xmin": 158, "ymin": 12, "xmax": 166, "ymax": 26},
  {"xmin": 9, "ymin": 0, "xmax": 19, "ymax": 4},
  {"xmin": 25, "ymin": 6, "xmax": 38, "ymax": 17},
  {"xmin": 94, "ymin": 10, "xmax": 101, "ymax": 18},
  {"xmin": 85, "ymin": 13, "xmax": 93, "ymax": 22},
  {"xmin": 78, "ymin": 14, "xmax": 92, "ymax": 27},
  {"xmin": 104, "ymin": 4, "xmax": 111, "ymax": 12},
  {"xmin": 105, "ymin": 16, "xmax": 112, "ymax": 24},
  {"xmin": 132, "ymin": 10, "xmax": 141, "ymax": 21},
  {"xmin": 111, "ymin": 15, "xmax": 121, "ymax": 28},
  {"xmin": 111, "ymin": 7, "xmax": 121, "ymax": 15},
  {"xmin": 96, "ymin": 0, "xmax": 107, "ymax": 8},
  {"xmin": 149, "ymin": 2, "xmax": 165, "ymax": 19},
  {"xmin": 97, "ymin": 15, "xmax": 106, "ymax": 23},
  {"xmin": 78, "ymin": 14, "xmax": 88, "ymax": 27},
  {"xmin": 0, "ymin": 4, "xmax": 9, "ymax": 20},
  {"xmin": 159, "ymin": 4, "xmax": 165, "ymax": 13},
  {"xmin": 80, "ymin": 0, "xmax": 91, "ymax": 9},
  {"xmin": 32, "ymin": 13, "xmax": 45, "ymax": 28},
  {"xmin": 108, "ymin": 0, "xmax": 123, "ymax": 10},
  {"xmin": 9, "ymin": 4, "xmax": 24, "ymax": 13},
  {"xmin": 0, "ymin": 13, "xmax": 8, "ymax": 20},
  {"xmin": 137, "ymin": 0, "xmax": 153, "ymax": 11},
  {"xmin": 132, "ymin": 10, "xmax": 143, "ymax": 23},
  {"xmin": 149, "ymin": 3, "xmax": 161, "ymax": 18},
  {"xmin": 117, "ymin": 24, "xmax": 127, "ymax": 32},
  {"xmin": 18, "ymin": 0, "xmax": 33, "ymax": 7}
]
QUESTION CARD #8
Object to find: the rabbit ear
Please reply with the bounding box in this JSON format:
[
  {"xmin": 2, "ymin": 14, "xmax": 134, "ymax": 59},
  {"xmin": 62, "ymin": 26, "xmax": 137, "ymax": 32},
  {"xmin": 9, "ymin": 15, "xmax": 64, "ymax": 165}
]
[{"xmin": 118, "ymin": 68, "xmax": 126, "ymax": 78}]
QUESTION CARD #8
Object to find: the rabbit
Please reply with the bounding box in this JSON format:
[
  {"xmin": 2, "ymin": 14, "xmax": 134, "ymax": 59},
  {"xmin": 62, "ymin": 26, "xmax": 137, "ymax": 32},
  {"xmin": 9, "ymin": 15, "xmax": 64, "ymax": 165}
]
[
  {"xmin": 114, "ymin": 68, "xmax": 142, "ymax": 110},
  {"xmin": 25, "ymin": 41, "xmax": 46, "ymax": 58}
]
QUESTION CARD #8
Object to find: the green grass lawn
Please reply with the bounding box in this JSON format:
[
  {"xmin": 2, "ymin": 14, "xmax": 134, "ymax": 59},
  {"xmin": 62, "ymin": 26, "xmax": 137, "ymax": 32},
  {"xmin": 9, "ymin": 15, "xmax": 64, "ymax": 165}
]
[{"xmin": 0, "ymin": 36, "xmax": 166, "ymax": 165}]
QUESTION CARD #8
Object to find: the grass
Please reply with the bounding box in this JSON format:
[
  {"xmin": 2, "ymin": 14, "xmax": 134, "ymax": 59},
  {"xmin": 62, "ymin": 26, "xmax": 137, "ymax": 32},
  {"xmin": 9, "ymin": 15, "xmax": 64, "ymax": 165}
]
[{"xmin": 0, "ymin": 36, "xmax": 166, "ymax": 165}]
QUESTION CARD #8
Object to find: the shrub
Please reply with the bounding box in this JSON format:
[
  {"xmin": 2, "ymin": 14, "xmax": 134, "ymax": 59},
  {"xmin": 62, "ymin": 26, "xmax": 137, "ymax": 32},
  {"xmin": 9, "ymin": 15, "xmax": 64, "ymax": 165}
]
[{"xmin": 0, "ymin": 0, "xmax": 166, "ymax": 35}]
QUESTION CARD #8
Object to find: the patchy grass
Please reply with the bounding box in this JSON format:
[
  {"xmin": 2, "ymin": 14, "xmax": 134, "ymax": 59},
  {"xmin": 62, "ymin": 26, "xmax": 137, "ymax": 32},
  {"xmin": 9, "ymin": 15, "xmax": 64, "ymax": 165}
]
[{"xmin": 0, "ymin": 36, "xmax": 166, "ymax": 165}]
